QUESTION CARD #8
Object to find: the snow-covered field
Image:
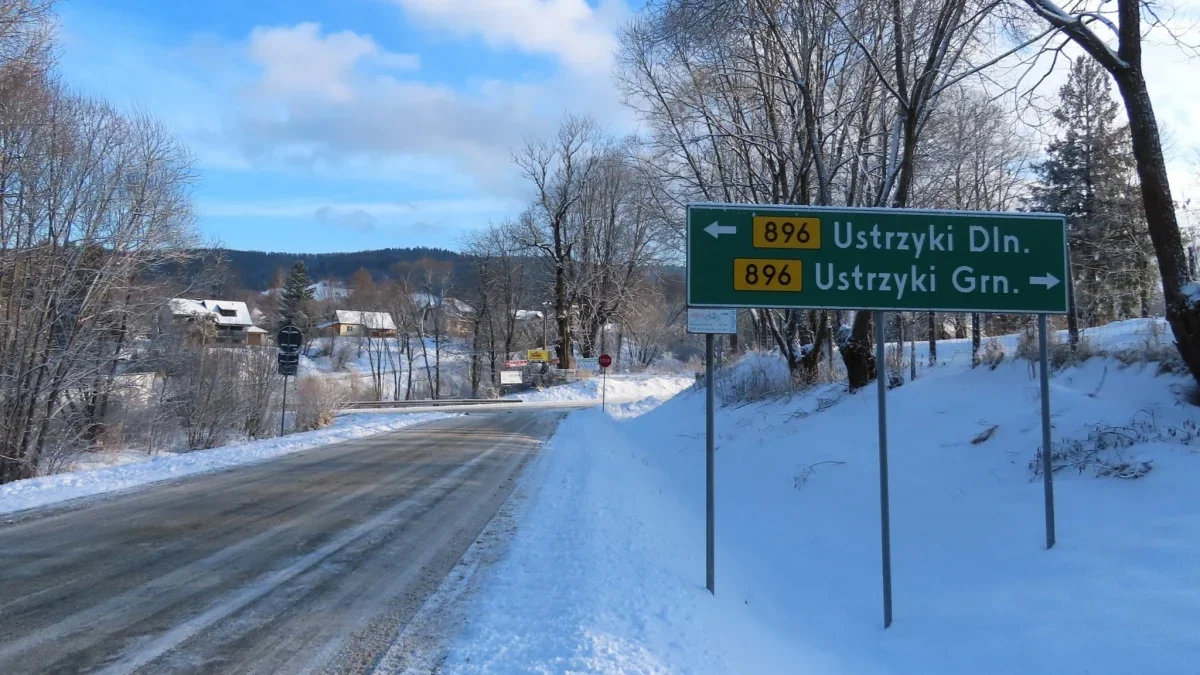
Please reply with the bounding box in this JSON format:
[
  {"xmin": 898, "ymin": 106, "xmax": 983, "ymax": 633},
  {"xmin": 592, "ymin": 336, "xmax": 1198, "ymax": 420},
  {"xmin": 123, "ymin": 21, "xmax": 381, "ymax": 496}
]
[
  {"xmin": 299, "ymin": 336, "xmax": 474, "ymax": 400},
  {"xmin": 0, "ymin": 413, "xmax": 448, "ymax": 516},
  {"xmin": 441, "ymin": 318, "xmax": 1200, "ymax": 674},
  {"xmin": 510, "ymin": 374, "xmax": 696, "ymax": 404}
]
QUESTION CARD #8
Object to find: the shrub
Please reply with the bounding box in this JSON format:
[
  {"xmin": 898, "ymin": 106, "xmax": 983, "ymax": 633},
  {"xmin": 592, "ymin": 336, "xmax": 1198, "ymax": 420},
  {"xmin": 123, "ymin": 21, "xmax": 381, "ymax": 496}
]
[
  {"xmin": 981, "ymin": 338, "xmax": 1007, "ymax": 370},
  {"xmin": 309, "ymin": 340, "xmax": 333, "ymax": 359},
  {"xmin": 331, "ymin": 342, "xmax": 354, "ymax": 370},
  {"xmin": 1016, "ymin": 326, "xmax": 1098, "ymax": 369},
  {"xmin": 1112, "ymin": 320, "xmax": 1186, "ymax": 373},
  {"xmin": 715, "ymin": 353, "xmax": 794, "ymax": 405},
  {"xmin": 293, "ymin": 377, "xmax": 348, "ymax": 431}
]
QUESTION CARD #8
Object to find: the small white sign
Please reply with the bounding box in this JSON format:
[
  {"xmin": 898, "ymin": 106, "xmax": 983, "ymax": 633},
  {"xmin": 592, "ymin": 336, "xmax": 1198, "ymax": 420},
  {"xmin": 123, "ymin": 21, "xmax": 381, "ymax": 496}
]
[
  {"xmin": 499, "ymin": 370, "xmax": 522, "ymax": 385},
  {"xmin": 577, "ymin": 357, "xmax": 601, "ymax": 371},
  {"xmin": 687, "ymin": 308, "xmax": 738, "ymax": 334}
]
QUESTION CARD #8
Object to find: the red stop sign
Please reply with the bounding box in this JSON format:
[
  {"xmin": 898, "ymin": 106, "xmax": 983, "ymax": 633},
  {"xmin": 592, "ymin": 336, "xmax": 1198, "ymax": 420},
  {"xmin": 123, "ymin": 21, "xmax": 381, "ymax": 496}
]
[{"xmin": 599, "ymin": 354, "xmax": 612, "ymax": 368}]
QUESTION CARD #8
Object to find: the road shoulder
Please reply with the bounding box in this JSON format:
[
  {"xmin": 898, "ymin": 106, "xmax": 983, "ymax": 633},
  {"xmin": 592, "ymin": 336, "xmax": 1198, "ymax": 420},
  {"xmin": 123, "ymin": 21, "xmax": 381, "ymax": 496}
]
[{"xmin": 370, "ymin": 415, "xmax": 562, "ymax": 674}]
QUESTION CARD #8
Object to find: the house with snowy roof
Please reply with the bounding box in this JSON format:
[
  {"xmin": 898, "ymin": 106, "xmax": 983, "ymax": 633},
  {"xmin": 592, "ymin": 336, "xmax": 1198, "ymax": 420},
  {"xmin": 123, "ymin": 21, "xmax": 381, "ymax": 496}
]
[
  {"xmin": 169, "ymin": 299, "xmax": 267, "ymax": 347},
  {"xmin": 318, "ymin": 310, "xmax": 398, "ymax": 338}
]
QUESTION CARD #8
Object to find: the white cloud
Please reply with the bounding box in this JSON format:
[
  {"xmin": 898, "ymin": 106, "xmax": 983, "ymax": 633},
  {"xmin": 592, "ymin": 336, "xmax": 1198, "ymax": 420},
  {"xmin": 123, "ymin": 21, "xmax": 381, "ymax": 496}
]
[
  {"xmin": 392, "ymin": 0, "xmax": 625, "ymax": 74},
  {"xmin": 61, "ymin": 9, "xmax": 632, "ymax": 212},
  {"xmin": 200, "ymin": 196, "xmax": 522, "ymax": 244},
  {"xmin": 247, "ymin": 23, "xmax": 420, "ymax": 103},
  {"xmin": 232, "ymin": 21, "xmax": 631, "ymax": 194},
  {"xmin": 315, "ymin": 206, "xmax": 378, "ymax": 232},
  {"xmin": 200, "ymin": 196, "xmax": 522, "ymax": 221}
]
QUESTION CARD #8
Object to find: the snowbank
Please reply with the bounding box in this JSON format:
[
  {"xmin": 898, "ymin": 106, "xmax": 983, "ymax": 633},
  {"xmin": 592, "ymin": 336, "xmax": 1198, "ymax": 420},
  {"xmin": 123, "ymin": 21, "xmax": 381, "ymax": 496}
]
[
  {"xmin": 444, "ymin": 319, "xmax": 1200, "ymax": 674},
  {"xmin": 0, "ymin": 413, "xmax": 449, "ymax": 516},
  {"xmin": 511, "ymin": 374, "xmax": 696, "ymax": 404}
]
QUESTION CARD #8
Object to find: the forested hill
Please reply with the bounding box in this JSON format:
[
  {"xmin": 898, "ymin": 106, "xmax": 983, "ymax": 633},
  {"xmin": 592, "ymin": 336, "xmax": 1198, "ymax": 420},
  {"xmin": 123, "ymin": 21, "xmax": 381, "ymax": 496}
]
[{"xmin": 212, "ymin": 247, "xmax": 465, "ymax": 290}]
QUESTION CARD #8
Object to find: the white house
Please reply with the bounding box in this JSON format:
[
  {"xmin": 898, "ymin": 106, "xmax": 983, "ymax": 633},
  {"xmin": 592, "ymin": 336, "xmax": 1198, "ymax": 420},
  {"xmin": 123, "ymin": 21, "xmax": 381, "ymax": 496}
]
[
  {"xmin": 319, "ymin": 310, "xmax": 398, "ymax": 338},
  {"xmin": 411, "ymin": 293, "xmax": 474, "ymax": 337},
  {"xmin": 169, "ymin": 299, "xmax": 266, "ymax": 346}
]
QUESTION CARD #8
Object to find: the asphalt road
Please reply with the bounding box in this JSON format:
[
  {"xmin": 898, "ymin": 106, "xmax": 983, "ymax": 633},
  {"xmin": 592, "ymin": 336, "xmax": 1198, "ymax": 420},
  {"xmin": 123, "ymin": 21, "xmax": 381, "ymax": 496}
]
[
  {"xmin": 338, "ymin": 397, "xmax": 639, "ymax": 416},
  {"xmin": 0, "ymin": 412, "xmax": 562, "ymax": 674}
]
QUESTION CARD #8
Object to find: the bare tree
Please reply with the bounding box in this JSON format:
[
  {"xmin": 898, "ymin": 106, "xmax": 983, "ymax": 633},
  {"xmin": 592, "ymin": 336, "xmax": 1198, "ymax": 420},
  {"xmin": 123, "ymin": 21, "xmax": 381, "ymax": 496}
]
[
  {"xmin": 461, "ymin": 221, "xmax": 534, "ymax": 395},
  {"xmin": 514, "ymin": 116, "xmax": 604, "ymax": 369},
  {"xmin": 619, "ymin": 281, "xmax": 685, "ymax": 369},
  {"xmin": 1013, "ymin": 0, "xmax": 1200, "ymax": 383},
  {"xmin": 0, "ymin": 10, "xmax": 199, "ymax": 481}
]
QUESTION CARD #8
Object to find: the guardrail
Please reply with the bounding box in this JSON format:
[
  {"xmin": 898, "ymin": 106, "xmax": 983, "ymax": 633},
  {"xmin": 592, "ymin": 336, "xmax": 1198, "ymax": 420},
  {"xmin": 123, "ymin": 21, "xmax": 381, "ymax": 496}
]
[{"xmin": 342, "ymin": 399, "xmax": 522, "ymax": 410}]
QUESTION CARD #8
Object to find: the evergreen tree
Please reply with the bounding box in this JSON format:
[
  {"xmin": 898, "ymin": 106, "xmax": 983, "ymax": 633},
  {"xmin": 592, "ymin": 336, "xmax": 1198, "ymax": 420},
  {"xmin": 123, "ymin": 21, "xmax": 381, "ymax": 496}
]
[
  {"xmin": 1031, "ymin": 58, "xmax": 1152, "ymax": 343},
  {"xmin": 278, "ymin": 261, "xmax": 315, "ymax": 331}
]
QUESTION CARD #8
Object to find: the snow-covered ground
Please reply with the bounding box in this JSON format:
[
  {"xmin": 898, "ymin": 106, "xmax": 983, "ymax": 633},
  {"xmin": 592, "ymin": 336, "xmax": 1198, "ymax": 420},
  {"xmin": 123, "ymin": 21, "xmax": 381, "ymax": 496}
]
[
  {"xmin": 440, "ymin": 318, "xmax": 1200, "ymax": 674},
  {"xmin": 0, "ymin": 413, "xmax": 448, "ymax": 516},
  {"xmin": 509, "ymin": 374, "xmax": 696, "ymax": 404},
  {"xmin": 299, "ymin": 336, "xmax": 475, "ymax": 399}
]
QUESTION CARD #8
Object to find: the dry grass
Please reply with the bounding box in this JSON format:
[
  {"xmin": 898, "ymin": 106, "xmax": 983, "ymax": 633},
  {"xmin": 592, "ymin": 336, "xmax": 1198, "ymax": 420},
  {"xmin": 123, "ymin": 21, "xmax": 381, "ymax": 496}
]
[{"xmin": 293, "ymin": 377, "xmax": 349, "ymax": 431}]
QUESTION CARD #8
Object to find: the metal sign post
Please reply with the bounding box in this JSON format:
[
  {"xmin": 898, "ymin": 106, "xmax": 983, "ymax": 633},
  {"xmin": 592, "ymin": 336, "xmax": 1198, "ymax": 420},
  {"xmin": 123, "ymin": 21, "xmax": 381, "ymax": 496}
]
[
  {"xmin": 1039, "ymin": 314, "xmax": 1056, "ymax": 549},
  {"xmin": 705, "ymin": 333, "xmax": 715, "ymax": 595},
  {"xmin": 686, "ymin": 309, "xmax": 734, "ymax": 597},
  {"xmin": 280, "ymin": 375, "xmax": 288, "ymax": 437},
  {"xmin": 277, "ymin": 325, "xmax": 302, "ymax": 437},
  {"xmin": 874, "ymin": 312, "xmax": 893, "ymax": 628},
  {"xmin": 599, "ymin": 354, "xmax": 612, "ymax": 411}
]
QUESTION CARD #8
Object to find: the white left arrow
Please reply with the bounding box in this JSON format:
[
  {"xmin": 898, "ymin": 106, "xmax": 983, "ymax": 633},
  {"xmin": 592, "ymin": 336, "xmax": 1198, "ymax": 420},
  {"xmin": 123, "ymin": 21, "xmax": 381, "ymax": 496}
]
[
  {"xmin": 705, "ymin": 221, "xmax": 737, "ymax": 238},
  {"xmin": 1029, "ymin": 273, "xmax": 1060, "ymax": 289}
]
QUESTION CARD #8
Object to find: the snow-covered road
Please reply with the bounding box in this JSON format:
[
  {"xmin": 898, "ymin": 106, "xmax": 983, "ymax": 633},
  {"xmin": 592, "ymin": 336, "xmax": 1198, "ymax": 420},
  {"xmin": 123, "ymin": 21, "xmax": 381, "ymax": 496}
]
[{"xmin": 0, "ymin": 413, "xmax": 563, "ymax": 673}]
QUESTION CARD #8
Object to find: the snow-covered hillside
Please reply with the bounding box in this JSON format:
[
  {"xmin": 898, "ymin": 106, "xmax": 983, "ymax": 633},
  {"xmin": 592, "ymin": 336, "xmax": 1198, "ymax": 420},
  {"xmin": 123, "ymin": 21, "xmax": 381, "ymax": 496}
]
[
  {"xmin": 299, "ymin": 336, "xmax": 474, "ymax": 400},
  {"xmin": 509, "ymin": 374, "xmax": 696, "ymax": 404},
  {"xmin": 442, "ymin": 319, "xmax": 1200, "ymax": 674}
]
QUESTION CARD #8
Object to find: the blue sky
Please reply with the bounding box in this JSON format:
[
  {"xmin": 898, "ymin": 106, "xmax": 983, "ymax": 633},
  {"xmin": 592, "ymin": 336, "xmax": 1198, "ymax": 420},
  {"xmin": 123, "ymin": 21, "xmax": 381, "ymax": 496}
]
[{"xmin": 57, "ymin": 0, "xmax": 634, "ymax": 253}]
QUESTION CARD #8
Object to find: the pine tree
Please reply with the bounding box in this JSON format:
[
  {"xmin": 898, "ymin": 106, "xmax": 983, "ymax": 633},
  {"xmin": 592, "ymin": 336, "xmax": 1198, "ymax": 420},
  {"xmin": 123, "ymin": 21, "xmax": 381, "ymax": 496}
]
[
  {"xmin": 1031, "ymin": 58, "xmax": 1152, "ymax": 344},
  {"xmin": 278, "ymin": 261, "xmax": 315, "ymax": 330}
]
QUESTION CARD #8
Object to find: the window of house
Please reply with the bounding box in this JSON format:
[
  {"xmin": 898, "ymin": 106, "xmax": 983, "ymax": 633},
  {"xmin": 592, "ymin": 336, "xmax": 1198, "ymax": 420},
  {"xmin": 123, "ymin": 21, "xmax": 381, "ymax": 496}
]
[{"xmin": 218, "ymin": 308, "xmax": 237, "ymax": 317}]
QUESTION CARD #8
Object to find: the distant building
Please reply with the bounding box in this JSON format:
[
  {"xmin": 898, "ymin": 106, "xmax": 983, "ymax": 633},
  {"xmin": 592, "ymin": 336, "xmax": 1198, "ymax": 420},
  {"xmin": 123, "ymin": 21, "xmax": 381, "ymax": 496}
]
[
  {"xmin": 411, "ymin": 294, "xmax": 474, "ymax": 337},
  {"xmin": 318, "ymin": 310, "xmax": 398, "ymax": 338},
  {"xmin": 169, "ymin": 299, "xmax": 266, "ymax": 346},
  {"xmin": 246, "ymin": 326, "xmax": 268, "ymax": 347}
]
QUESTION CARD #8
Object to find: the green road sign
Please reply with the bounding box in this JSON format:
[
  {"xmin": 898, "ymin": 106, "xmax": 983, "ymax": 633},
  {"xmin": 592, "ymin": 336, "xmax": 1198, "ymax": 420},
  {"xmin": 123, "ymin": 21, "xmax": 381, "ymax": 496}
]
[{"xmin": 687, "ymin": 203, "xmax": 1068, "ymax": 314}]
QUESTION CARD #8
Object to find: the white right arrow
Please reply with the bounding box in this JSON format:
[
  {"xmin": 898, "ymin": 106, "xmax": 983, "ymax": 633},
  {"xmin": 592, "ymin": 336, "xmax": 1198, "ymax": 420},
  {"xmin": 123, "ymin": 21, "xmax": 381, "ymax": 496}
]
[
  {"xmin": 704, "ymin": 221, "xmax": 738, "ymax": 239},
  {"xmin": 1029, "ymin": 273, "xmax": 1060, "ymax": 289}
]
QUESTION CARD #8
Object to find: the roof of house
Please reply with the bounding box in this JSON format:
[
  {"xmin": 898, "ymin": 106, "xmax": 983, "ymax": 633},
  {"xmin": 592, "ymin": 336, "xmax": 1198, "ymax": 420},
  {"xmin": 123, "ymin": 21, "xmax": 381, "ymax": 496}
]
[
  {"xmin": 246, "ymin": 326, "xmax": 268, "ymax": 334},
  {"xmin": 514, "ymin": 309, "xmax": 544, "ymax": 321},
  {"xmin": 334, "ymin": 310, "xmax": 397, "ymax": 331},
  {"xmin": 411, "ymin": 293, "xmax": 474, "ymax": 315},
  {"xmin": 169, "ymin": 299, "xmax": 254, "ymax": 327}
]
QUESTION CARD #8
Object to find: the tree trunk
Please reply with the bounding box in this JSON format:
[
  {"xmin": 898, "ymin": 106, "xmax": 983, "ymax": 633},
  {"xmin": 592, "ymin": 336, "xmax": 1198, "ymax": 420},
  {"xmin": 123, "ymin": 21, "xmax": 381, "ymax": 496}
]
[
  {"xmin": 434, "ymin": 317, "xmax": 442, "ymax": 399},
  {"xmin": 1066, "ymin": 264, "xmax": 1081, "ymax": 349},
  {"xmin": 971, "ymin": 313, "xmax": 981, "ymax": 367},
  {"xmin": 927, "ymin": 311, "xmax": 937, "ymax": 366},
  {"xmin": 841, "ymin": 311, "xmax": 875, "ymax": 390},
  {"xmin": 1112, "ymin": 65, "xmax": 1200, "ymax": 382},
  {"xmin": 909, "ymin": 316, "xmax": 917, "ymax": 382},
  {"xmin": 470, "ymin": 315, "xmax": 481, "ymax": 398},
  {"xmin": 554, "ymin": 261, "xmax": 572, "ymax": 369}
]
